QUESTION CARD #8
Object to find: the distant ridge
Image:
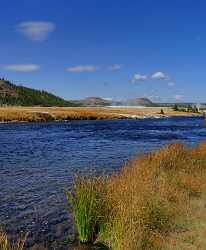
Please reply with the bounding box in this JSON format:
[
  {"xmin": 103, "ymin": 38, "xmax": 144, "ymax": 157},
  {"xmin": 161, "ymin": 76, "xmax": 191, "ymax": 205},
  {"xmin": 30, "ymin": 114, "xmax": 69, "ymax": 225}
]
[
  {"xmin": 127, "ymin": 97, "xmax": 155, "ymax": 107},
  {"xmin": 75, "ymin": 97, "xmax": 112, "ymax": 107},
  {"xmin": 0, "ymin": 79, "xmax": 78, "ymax": 107},
  {"xmin": 1, "ymin": 78, "xmax": 194, "ymax": 108}
]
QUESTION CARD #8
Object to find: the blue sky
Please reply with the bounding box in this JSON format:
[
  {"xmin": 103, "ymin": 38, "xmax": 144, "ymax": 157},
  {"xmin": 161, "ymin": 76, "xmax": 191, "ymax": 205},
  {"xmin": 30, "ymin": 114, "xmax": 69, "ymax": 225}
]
[{"xmin": 0, "ymin": 0, "xmax": 206, "ymax": 102}]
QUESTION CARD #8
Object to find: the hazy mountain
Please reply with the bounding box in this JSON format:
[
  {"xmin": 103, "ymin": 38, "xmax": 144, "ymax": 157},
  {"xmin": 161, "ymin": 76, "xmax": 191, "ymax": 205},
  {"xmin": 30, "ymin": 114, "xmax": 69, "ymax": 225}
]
[
  {"xmin": 127, "ymin": 97, "xmax": 155, "ymax": 107},
  {"xmin": 75, "ymin": 97, "xmax": 112, "ymax": 107},
  {"xmin": 0, "ymin": 78, "xmax": 169, "ymax": 108}
]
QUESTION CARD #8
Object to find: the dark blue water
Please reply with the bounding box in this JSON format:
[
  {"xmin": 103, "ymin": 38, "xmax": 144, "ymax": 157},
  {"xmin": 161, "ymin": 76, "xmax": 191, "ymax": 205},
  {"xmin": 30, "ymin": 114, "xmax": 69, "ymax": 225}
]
[{"xmin": 0, "ymin": 117, "xmax": 206, "ymax": 248}]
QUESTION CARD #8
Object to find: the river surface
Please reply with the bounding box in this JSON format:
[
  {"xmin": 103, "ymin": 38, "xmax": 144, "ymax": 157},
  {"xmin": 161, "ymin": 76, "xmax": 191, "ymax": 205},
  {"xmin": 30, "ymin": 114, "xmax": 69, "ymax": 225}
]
[{"xmin": 0, "ymin": 117, "xmax": 206, "ymax": 249}]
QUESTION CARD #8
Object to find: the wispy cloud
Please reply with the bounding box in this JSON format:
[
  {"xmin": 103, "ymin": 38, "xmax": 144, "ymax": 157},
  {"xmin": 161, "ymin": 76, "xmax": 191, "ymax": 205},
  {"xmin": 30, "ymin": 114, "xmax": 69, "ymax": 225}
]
[
  {"xmin": 132, "ymin": 71, "xmax": 171, "ymax": 82},
  {"xmin": 168, "ymin": 82, "xmax": 175, "ymax": 87},
  {"xmin": 151, "ymin": 71, "xmax": 169, "ymax": 80},
  {"xmin": 175, "ymin": 95, "xmax": 184, "ymax": 101},
  {"xmin": 66, "ymin": 65, "xmax": 98, "ymax": 73},
  {"xmin": 17, "ymin": 21, "xmax": 55, "ymax": 41},
  {"xmin": 148, "ymin": 95, "xmax": 161, "ymax": 102},
  {"xmin": 3, "ymin": 64, "xmax": 40, "ymax": 72},
  {"xmin": 133, "ymin": 74, "xmax": 148, "ymax": 82},
  {"xmin": 109, "ymin": 64, "xmax": 121, "ymax": 71}
]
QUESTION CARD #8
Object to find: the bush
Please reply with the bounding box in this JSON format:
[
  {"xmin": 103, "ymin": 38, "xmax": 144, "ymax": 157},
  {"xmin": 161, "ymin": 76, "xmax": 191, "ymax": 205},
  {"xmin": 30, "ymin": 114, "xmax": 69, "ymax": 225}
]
[
  {"xmin": 173, "ymin": 104, "xmax": 179, "ymax": 111},
  {"xmin": 160, "ymin": 109, "xmax": 164, "ymax": 115}
]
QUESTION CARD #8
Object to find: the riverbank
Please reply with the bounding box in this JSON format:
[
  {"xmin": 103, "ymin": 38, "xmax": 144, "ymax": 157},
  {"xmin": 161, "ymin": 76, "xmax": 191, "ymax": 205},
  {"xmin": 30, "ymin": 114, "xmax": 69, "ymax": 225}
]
[
  {"xmin": 0, "ymin": 117, "xmax": 205, "ymax": 250},
  {"xmin": 0, "ymin": 106, "xmax": 200, "ymax": 123},
  {"xmin": 69, "ymin": 142, "xmax": 206, "ymax": 250},
  {"xmin": 2, "ymin": 142, "xmax": 206, "ymax": 250}
]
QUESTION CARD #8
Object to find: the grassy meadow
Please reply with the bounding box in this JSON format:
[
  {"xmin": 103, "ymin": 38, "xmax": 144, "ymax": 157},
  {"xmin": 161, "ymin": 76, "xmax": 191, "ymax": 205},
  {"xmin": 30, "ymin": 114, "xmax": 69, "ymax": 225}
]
[{"xmin": 0, "ymin": 106, "xmax": 200, "ymax": 122}]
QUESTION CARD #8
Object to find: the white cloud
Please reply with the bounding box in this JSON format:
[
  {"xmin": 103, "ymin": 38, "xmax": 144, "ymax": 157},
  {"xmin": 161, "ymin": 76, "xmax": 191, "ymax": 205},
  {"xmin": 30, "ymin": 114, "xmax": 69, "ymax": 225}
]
[
  {"xmin": 151, "ymin": 71, "xmax": 169, "ymax": 80},
  {"xmin": 3, "ymin": 64, "xmax": 40, "ymax": 72},
  {"xmin": 109, "ymin": 64, "xmax": 121, "ymax": 71},
  {"xmin": 66, "ymin": 65, "xmax": 98, "ymax": 73},
  {"xmin": 168, "ymin": 82, "xmax": 175, "ymax": 87},
  {"xmin": 175, "ymin": 95, "xmax": 184, "ymax": 101},
  {"xmin": 17, "ymin": 21, "xmax": 55, "ymax": 41},
  {"xmin": 148, "ymin": 95, "xmax": 161, "ymax": 102},
  {"xmin": 133, "ymin": 74, "xmax": 148, "ymax": 81}
]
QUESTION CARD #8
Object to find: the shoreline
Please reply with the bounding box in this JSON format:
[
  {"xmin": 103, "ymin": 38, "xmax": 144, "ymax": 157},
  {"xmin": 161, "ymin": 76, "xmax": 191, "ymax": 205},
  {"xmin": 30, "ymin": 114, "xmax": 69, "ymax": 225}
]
[
  {"xmin": 0, "ymin": 115, "xmax": 202, "ymax": 125},
  {"xmin": 2, "ymin": 118, "xmax": 205, "ymax": 250},
  {"xmin": 0, "ymin": 106, "xmax": 201, "ymax": 124},
  {"xmin": 68, "ymin": 142, "xmax": 206, "ymax": 249}
]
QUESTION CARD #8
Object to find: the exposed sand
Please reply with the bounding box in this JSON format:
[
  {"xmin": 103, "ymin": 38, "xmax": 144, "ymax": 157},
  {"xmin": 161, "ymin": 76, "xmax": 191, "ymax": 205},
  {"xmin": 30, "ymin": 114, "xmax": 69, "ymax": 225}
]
[{"xmin": 0, "ymin": 106, "xmax": 200, "ymax": 123}]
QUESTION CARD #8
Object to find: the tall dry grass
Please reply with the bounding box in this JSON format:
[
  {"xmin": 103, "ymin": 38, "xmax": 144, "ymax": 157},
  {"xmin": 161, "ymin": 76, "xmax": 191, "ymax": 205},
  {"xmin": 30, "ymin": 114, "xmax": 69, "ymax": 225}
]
[
  {"xmin": 0, "ymin": 107, "xmax": 121, "ymax": 122},
  {"xmin": 0, "ymin": 228, "xmax": 27, "ymax": 250},
  {"xmin": 68, "ymin": 143, "xmax": 206, "ymax": 249},
  {"xmin": 0, "ymin": 106, "xmax": 199, "ymax": 123}
]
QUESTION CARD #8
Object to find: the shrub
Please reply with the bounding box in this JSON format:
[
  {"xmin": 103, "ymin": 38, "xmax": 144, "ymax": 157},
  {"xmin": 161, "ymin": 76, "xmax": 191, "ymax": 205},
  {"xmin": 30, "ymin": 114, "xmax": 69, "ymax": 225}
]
[
  {"xmin": 173, "ymin": 104, "xmax": 179, "ymax": 111},
  {"xmin": 160, "ymin": 109, "xmax": 164, "ymax": 115}
]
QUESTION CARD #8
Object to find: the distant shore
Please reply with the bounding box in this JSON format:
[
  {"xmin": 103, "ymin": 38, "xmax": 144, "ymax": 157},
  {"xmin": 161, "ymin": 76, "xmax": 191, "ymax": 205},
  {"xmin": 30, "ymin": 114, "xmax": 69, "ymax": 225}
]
[{"xmin": 0, "ymin": 106, "xmax": 201, "ymax": 123}]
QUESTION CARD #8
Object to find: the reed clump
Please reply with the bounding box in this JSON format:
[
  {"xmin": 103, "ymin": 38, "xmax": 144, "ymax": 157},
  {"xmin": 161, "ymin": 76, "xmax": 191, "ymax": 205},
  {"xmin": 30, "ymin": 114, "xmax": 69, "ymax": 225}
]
[
  {"xmin": 67, "ymin": 176, "xmax": 110, "ymax": 243},
  {"xmin": 68, "ymin": 142, "xmax": 206, "ymax": 249},
  {"xmin": 0, "ymin": 228, "xmax": 27, "ymax": 250}
]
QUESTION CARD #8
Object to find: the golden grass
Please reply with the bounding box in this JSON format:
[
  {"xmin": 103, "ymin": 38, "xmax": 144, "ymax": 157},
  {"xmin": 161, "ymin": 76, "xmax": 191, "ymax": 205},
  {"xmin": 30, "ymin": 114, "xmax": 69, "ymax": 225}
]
[
  {"xmin": 69, "ymin": 142, "xmax": 206, "ymax": 250},
  {"xmin": 0, "ymin": 228, "xmax": 27, "ymax": 250},
  {"xmin": 0, "ymin": 106, "xmax": 199, "ymax": 122}
]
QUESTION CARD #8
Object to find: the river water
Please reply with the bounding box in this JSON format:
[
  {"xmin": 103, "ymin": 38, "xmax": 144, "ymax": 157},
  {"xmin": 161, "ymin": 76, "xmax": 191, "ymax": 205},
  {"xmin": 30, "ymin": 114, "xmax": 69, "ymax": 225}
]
[{"xmin": 0, "ymin": 117, "xmax": 206, "ymax": 248}]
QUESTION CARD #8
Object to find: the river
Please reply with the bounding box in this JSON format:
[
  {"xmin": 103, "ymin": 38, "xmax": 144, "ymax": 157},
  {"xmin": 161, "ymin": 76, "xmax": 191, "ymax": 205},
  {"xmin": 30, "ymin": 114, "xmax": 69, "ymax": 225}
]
[{"xmin": 0, "ymin": 117, "xmax": 206, "ymax": 249}]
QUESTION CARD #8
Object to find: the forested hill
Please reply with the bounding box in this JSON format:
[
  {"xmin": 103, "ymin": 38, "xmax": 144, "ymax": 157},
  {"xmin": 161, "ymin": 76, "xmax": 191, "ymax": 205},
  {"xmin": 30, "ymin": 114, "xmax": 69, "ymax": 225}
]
[{"xmin": 0, "ymin": 79, "xmax": 78, "ymax": 107}]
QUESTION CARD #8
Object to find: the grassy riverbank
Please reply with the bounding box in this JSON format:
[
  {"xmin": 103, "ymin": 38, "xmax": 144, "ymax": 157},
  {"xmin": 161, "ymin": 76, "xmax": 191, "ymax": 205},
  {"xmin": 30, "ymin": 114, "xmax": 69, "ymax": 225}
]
[
  {"xmin": 1, "ymin": 142, "xmax": 206, "ymax": 250},
  {"xmin": 0, "ymin": 106, "xmax": 200, "ymax": 122},
  {"xmin": 68, "ymin": 142, "xmax": 206, "ymax": 250}
]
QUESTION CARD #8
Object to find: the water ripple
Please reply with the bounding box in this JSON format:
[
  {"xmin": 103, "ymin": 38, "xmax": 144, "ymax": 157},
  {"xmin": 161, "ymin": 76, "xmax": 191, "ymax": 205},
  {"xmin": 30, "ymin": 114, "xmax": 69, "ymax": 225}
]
[{"xmin": 0, "ymin": 117, "xmax": 205, "ymax": 248}]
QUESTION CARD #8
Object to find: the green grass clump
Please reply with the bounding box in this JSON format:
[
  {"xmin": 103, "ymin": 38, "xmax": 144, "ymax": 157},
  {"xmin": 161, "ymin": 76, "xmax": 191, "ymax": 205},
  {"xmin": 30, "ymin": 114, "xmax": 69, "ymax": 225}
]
[{"xmin": 67, "ymin": 176, "xmax": 110, "ymax": 244}]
